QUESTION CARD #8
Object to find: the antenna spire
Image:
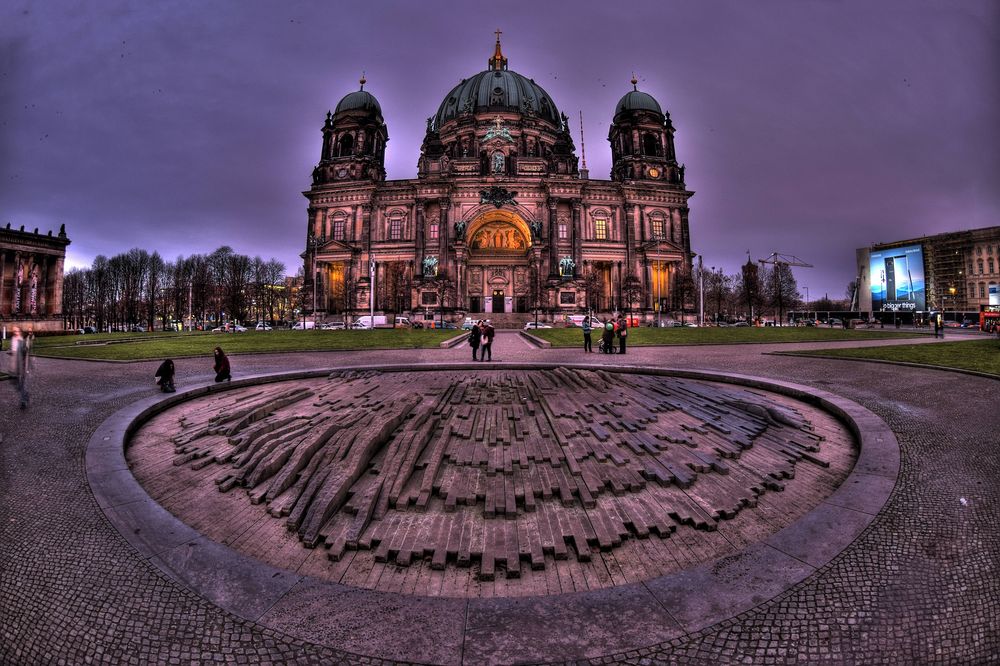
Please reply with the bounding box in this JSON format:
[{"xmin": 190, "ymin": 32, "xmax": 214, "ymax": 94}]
[{"xmin": 579, "ymin": 110, "xmax": 587, "ymax": 169}]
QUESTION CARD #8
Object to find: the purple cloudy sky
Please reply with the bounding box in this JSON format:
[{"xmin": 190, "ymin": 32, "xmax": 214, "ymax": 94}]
[{"xmin": 2, "ymin": 1, "xmax": 998, "ymax": 300}]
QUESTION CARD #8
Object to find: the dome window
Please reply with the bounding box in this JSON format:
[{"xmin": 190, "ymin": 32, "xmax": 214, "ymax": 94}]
[
  {"xmin": 338, "ymin": 134, "xmax": 354, "ymax": 157},
  {"xmin": 642, "ymin": 133, "xmax": 662, "ymax": 156},
  {"xmin": 491, "ymin": 87, "xmax": 505, "ymax": 105}
]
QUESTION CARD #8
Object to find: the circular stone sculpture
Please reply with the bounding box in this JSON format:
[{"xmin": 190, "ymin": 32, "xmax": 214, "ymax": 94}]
[{"xmin": 128, "ymin": 368, "xmax": 856, "ymax": 598}]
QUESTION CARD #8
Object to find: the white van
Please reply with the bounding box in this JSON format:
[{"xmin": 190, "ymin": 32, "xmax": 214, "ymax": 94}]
[
  {"xmin": 566, "ymin": 314, "xmax": 603, "ymax": 328},
  {"xmin": 354, "ymin": 315, "xmax": 388, "ymax": 329},
  {"xmin": 291, "ymin": 321, "xmax": 315, "ymax": 330}
]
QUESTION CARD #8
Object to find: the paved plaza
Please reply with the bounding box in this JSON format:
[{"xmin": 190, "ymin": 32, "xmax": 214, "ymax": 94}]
[{"xmin": 1, "ymin": 332, "xmax": 998, "ymax": 664}]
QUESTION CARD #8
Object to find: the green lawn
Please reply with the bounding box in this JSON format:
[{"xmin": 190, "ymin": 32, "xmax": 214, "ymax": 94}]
[
  {"xmin": 30, "ymin": 329, "xmax": 462, "ymax": 361},
  {"xmin": 785, "ymin": 339, "xmax": 1000, "ymax": 377},
  {"xmin": 530, "ymin": 326, "xmax": 924, "ymax": 348}
]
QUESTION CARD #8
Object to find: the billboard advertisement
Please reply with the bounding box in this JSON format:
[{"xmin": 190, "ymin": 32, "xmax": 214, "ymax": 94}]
[{"xmin": 870, "ymin": 244, "xmax": 926, "ymax": 312}]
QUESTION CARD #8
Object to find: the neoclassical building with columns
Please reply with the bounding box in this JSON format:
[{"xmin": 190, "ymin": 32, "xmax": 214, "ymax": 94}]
[
  {"xmin": 0, "ymin": 223, "xmax": 70, "ymax": 333},
  {"xmin": 303, "ymin": 35, "xmax": 693, "ymax": 324}
]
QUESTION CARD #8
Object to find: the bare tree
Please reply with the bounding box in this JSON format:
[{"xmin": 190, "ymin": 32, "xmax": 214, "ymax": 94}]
[{"xmin": 621, "ymin": 273, "xmax": 642, "ymax": 317}]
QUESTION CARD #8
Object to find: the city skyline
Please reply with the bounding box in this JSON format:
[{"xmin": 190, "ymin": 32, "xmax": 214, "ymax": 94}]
[{"xmin": 2, "ymin": 1, "xmax": 998, "ymax": 302}]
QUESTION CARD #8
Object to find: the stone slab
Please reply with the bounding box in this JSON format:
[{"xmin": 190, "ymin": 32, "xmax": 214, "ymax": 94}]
[
  {"xmin": 260, "ymin": 579, "xmax": 467, "ymax": 665},
  {"xmin": 765, "ymin": 501, "xmax": 875, "ymax": 568},
  {"xmin": 644, "ymin": 541, "xmax": 815, "ymax": 633},
  {"xmin": 463, "ymin": 583, "xmax": 684, "ymax": 664},
  {"xmin": 150, "ymin": 535, "xmax": 302, "ymax": 622}
]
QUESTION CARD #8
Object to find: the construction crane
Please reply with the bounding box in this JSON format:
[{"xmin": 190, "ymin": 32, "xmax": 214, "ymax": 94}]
[{"xmin": 758, "ymin": 253, "xmax": 813, "ymax": 326}]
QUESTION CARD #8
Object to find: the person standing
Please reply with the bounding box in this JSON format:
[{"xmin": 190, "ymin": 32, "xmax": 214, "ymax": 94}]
[
  {"xmin": 213, "ymin": 347, "xmax": 231, "ymax": 382},
  {"xmin": 10, "ymin": 326, "xmax": 32, "ymax": 409},
  {"xmin": 481, "ymin": 320, "xmax": 495, "ymax": 362},
  {"xmin": 933, "ymin": 316, "xmax": 941, "ymax": 339},
  {"xmin": 154, "ymin": 359, "xmax": 176, "ymax": 393},
  {"xmin": 617, "ymin": 316, "xmax": 628, "ymax": 354},
  {"xmin": 601, "ymin": 322, "xmax": 615, "ymax": 354},
  {"xmin": 468, "ymin": 320, "xmax": 482, "ymax": 361},
  {"xmin": 582, "ymin": 318, "xmax": 593, "ymax": 353}
]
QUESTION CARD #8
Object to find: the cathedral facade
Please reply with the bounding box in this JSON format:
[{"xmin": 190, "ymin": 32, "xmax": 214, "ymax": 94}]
[{"xmin": 303, "ymin": 35, "xmax": 693, "ymax": 324}]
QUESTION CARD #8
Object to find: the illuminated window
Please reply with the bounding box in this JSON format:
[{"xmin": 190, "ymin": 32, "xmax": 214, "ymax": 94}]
[
  {"xmin": 558, "ymin": 223, "xmax": 568, "ymax": 240},
  {"xmin": 429, "ymin": 222, "xmax": 439, "ymax": 240},
  {"xmin": 332, "ymin": 219, "xmax": 346, "ymax": 240},
  {"xmin": 595, "ymin": 218, "xmax": 608, "ymax": 240},
  {"xmin": 389, "ymin": 217, "xmax": 402, "ymax": 240},
  {"xmin": 651, "ymin": 218, "xmax": 665, "ymax": 239}
]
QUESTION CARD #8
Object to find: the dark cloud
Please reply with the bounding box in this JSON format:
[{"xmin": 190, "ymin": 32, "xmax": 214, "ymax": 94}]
[{"xmin": 1, "ymin": 0, "xmax": 997, "ymax": 299}]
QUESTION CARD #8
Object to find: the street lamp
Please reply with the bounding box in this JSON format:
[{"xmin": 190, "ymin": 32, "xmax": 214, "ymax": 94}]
[
  {"xmin": 306, "ymin": 234, "xmax": 322, "ymax": 330},
  {"xmin": 653, "ymin": 235, "xmax": 662, "ymax": 328}
]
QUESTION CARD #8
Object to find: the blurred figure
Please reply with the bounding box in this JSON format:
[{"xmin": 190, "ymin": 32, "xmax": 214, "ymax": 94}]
[
  {"xmin": 213, "ymin": 347, "xmax": 231, "ymax": 382},
  {"xmin": 469, "ymin": 320, "xmax": 482, "ymax": 361},
  {"xmin": 154, "ymin": 359, "xmax": 176, "ymax": 393},
  {"xmin": 10, "ymin": 326, "xmax": 32, "ymax": 409}
]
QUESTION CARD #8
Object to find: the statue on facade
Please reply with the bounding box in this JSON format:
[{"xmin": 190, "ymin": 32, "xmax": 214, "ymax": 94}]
[
  {"xmin": 559, "ymin": 256, "xmax": 576, "ymax": 277},
  {"xmin": 479, "ymin": 185, "xmax": 518, "ymax": 209},
  {"xmin": 529, "ymin": 220, "xmax": 542, "ymax": 240},
  {"xmin": 454, "ymin": 220, "xmax": 466, "ymax": 238},
  {"xmin": 422, "ymin": 256, "xmax": 439, "ymax": 275}
]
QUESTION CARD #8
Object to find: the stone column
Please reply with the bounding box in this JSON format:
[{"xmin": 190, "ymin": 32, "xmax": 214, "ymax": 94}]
[
  {"xmin": 439, "ymin": 200, "xmax": 451, "ymax": 271},
  {"xmin": 415, "ymin": 202, "xmax": 425, "ymax": 278},
  {"xmin": 12, "ymin": 251, "xmax": 22, "ymax": 313},
  {"xmin": 52, "ymin": 256, "xmax": 65, "ymax": 317},
  {"xmin": 572, "ymin": 201, "xmax": 582, "ymax": 275},
  {"xmin": 548, "ymin": 199, "xmax": 558, "ymax": 277},
  {"xmin": 644, "ymin": 256, "xmax": 653, "ymax": 311},
  {"xmin": 0, "ymin": 250, "xmax": 6, "ymax": 316}
]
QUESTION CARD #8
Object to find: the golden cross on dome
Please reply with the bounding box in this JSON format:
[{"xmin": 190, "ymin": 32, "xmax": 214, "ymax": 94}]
[{"xmin": 495, "ymin": 28, "xmax": 502, "ymax": 41}]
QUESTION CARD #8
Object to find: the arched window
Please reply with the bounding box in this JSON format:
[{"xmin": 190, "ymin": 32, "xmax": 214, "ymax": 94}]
[
  {"xmin": 595, "ymin": 218, "xmax": 608, "ymax": 240},
  {"xmin": 980, "ymin": 283, "xmax": 987, "ymax": 299},
  {"xmin": 978, "ymin": 259, "xmax": 984, "ymax": 274},
  {"xmin": 990, "ymin": 258, "xmax": 996, "ymax": 274},
  {"xmin": 338, "ymin": 134, "xmax": 354, "ymax": 157},
  {"xmin": 331, "ymin": 213, "xmax": 347, "ymax": 240},
  {"xmin": 492, "ymin": 151, "xmax": 505, "ymax": 174},
  {"xmin": 642, "ymin": 133, "xmax": 661, "ymax": 156},
  {"xmin": 649, "ymin": 214, "xmax": 666, "ymax": 240},
  {"xmin": 386, "ymin": 212, "xmax": 404, "ymax": 240}
]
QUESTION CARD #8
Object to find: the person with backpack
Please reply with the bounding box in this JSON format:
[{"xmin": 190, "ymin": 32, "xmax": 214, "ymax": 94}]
[
  {"xmin": 481, "ymin": 320, "xmax": 495, "ymax": 361},
  {"xmin": 582, "ymin": 317, "xmax": 593, "ymax": 353},
  {"xmin": 617, "ymin": 316, "xmax": 628, "ymax": 354}
]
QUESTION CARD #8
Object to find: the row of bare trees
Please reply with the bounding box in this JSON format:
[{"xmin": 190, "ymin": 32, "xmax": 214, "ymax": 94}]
[{"xmin": 62, "ymin": 247, "xmax": 287, "ymax": 331}]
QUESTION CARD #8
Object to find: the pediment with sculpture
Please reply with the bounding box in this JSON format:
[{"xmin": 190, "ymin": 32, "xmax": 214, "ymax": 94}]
[{"xmin": 469, "ymin": 222, "xmax": 529, "ymax": 253}]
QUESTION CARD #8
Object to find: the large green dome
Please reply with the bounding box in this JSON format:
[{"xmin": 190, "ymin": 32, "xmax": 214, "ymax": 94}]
[{"xmin": 434, "ymin": 68, "xmax": 561, "ymax": 128}]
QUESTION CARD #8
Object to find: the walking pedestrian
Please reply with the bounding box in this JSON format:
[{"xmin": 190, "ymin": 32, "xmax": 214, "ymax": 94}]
[
  {"xmin": 481, "ymin": 320, "xmax": 495, "ymax": 361},
  {"xmin": 154, "ymin": 359, "xmax": 176, "ymax": 393},
  {"xmin": 617, "ymin": 316, "xmax": 628, "ymax": 354},
  {"xmin": 582, "ymin": 317, "xmax": 593, "ymax": 353},
  {"xmin": 213, "ymin": 347, "xmax": 231, "ymax": 382},
  {"xmin": 469, "ymin": 320, "xmax": 482, "ymax": 361},
  {"xmin": 10, "ymin": 326, "xmax": 32, "ymax": 409}
]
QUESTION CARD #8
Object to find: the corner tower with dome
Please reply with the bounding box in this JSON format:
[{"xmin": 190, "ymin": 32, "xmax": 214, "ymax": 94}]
[{"xmin": 302, "ymin": 34, "xmax": 694, "ymax": 325}]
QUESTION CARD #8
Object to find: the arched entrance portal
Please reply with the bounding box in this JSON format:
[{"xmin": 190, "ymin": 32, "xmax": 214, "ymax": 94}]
[{"xmin": 463, "ymin": 210, "xmax": 533, "ymax": 315}]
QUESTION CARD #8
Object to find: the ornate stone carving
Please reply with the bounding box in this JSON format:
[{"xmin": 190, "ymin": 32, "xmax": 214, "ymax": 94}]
[{"xmin": 479, "ymin": 186, "xmax": 519, "ymax": 209}]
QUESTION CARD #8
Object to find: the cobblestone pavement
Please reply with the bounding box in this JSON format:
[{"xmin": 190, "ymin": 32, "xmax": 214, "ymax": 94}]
[{"xmin": 1, "ymin": 334, "xmax": 998, "ymax": 664}]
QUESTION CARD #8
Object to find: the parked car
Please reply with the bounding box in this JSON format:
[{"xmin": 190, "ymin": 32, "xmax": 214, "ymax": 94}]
[
  {"xmin": 732, "ymin": 321, "xmax": 750, "ymax": 327},
  {"xmin": 827, "ymin": 318, "xmax": 843, "ymax": 327},
  {"xmin": 255, "ymin": 323, "xmax": 273, "ymax": 331},
  {"xmin": 129, "ymin": 324, "xmax": 146, "ymax": 333},
  {"xmin": 462, "ymin": 317, "xmax": 477, "ymax": 330},
  {"xmin": 566, "ymin": 315, "xmax": 604, "ymax": 328},
  {"xmin": 524, "ymin": 322, "xmax": 553, "ymax": 330},
  {"xmin": 432, "ymin": 321, "xmax": 458, "ymax": 329},
  {"xmin": 231, "ymin": 325, "xmax": 247, "ymax": 333},
  {"xmin": 320, "ymin": 322, "xmax": 344, "ymax": 330},
  {"xmin": 291, "ymin": 321, "xmax": 316, "ymax": 330},
  {"xmin": 350, "ymin": 321, "xmax": 369, "ymax": 329},
  {"xmin": 943, "ymin": 321, "xmax": 961, "ymax": 328}
]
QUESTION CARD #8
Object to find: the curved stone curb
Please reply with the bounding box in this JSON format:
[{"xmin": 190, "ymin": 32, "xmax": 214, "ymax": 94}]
[
  {"xmin": 769, "ymin": 350, "xmax": 1000, "ymax": 382},
  {"xmin": 439, "ymin": 331, "xmax": 471, "ymax": 348},
  {"xmin": 519, "ymin": 330, "xmax": 551, "ymax": 348},
  {"xmin": 85, "ymin": 363, "xmax": 899, "ymax": 666}
]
